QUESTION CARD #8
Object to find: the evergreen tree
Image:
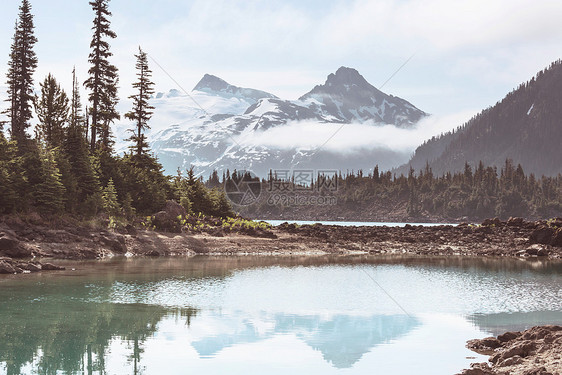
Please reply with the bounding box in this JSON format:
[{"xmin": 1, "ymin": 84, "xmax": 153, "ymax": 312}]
[
  {"xmin": 185, "ymin": 167, "xmax": 214, "ymax": 214},
  {"xmin": 53, "ymin": 148, "xmax": 77, "ymax": 212},
  {"xmin": 84, "ymin": 0, "xmax": 119, "ymax": 152},
  {"xmin": 119, "ymin": 48, "xmax": 170, "ymax": 214},
  {"xmin": 69, "ymin": 67, "xmax": 85, "ymax": 133},
  {"xmin": 0, "ymin": 133, "xmax": 19, "ymax": 213},
  {"xmin": 34, "ymin": 74, "xmax": 69, "ymax": 149},
  {"xmin": 125, "ymin": 47, "xmax": 154, "ymax": 159},
  {"xmin": 101, "ymin": 178, "xmax": 120, "ymax": 216},
  {"xmin": 4, "ymin": 22, "xmax": 19, "ymax": 139},
  {"xmin": 4, "ymin": 0, "xmax": 38, "ymax": 146},
  {"xmin": 210, "ymin": 189, "xmax": 235, "ymax": 218},
  {"xmin": 207, "ymin": 170, "xmax": 221, "ymax": 188},
  {"xmin": 34, "ymin": 147, "xmax": 66, "ymax": 214},
  {"xmin": 121, "ymin": 153, "xmax": 168, "ymax": 214},
  {"xmin": 65, "ymin": 69, "xmax": 100, "ymax": 213}
]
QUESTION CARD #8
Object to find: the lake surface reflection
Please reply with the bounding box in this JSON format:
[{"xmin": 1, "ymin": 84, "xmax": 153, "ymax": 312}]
[{"xmin": 0, "ymin": 256, "xmax": 561, "ymax": 374}]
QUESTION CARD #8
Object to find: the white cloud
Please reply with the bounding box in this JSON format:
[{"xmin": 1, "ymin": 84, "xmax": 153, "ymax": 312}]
[{"xmin": 236, "ymin": 110, "xmax": 477, "ymax": 154}]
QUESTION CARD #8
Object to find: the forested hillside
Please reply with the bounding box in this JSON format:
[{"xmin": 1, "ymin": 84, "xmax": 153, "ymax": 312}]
[
  {"xmin": 397, "ymin": 60, "xmax": 562, "ymax": 177},
  {"xmin": 230, "ymin": 160, "xmax": 562, "ymax": 222}
]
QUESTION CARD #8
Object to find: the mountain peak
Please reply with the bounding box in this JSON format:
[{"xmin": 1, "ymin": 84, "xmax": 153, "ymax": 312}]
[
  {"xmin": 326, "ymin": 66, "xmax": 370, "ymax": 87},
  {"xmin": 193, "ymin": 74, "xmax": 230, "ymax": 92},
  {"xmin": 299, "ymin": 67, "xmax": 427, "ymax": 126},
  {"xmin": 192, "ymin": 74, "xmax": 278, "ymax": 103}
]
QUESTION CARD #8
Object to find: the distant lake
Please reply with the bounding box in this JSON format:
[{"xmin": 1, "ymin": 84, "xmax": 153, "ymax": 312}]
[
  {"xmin": 263, "ymin": 220, "xmax": 458, "ymax": 227},
  {"xmin": 1, "ymin": 256, "xmax": 561, "ymax": 375}
]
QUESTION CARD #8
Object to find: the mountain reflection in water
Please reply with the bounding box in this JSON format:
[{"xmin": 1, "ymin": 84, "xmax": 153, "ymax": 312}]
[{"xmin": 0, "ymin": 255, "xmax": 560, "ymax": 375}]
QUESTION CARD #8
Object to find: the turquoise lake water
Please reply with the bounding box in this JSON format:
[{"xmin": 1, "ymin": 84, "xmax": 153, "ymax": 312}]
[
  {"xmin": 263, "ymin": 220, "xmax": 458, "ymax": 227},
  {"xmin": 0, "ymin": 256, "xmax": 561, "ymax": 374}
]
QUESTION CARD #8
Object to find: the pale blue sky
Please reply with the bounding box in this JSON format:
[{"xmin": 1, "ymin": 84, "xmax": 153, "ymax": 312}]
[{"xmin": 1, "ymin": 0, "xmax": 562, "ymax": 121}]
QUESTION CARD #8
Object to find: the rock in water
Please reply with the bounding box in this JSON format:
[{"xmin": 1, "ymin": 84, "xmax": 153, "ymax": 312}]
[{"xmin": 41, "ymin": 263, "xmax": 65, "ymax": 271}]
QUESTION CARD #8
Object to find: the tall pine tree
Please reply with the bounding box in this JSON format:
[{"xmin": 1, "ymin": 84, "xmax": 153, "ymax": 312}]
[
  {"xmin": 84, "ymin": 0, "xmax": 119, "ymax": 152},
  {"xmin": 65, "ymin": 68, "xmax": 100, "ymax": 212},
  {"xmin": 125, "ymin": 47, "xmax": 154, "ymax": 159},
  {"xmin": 34, "ymin": 74, "xmax": 69, "ymax": 149},
  {"xmin": 4, "ymin": 22, "xmax": 19, "ymax": 139},
  {"xmin": 69, "ymin": 67, "xmax": 85, "ymax": 133},
  {"xmin": 4, "ymin": 0, "xmax": 38, "ymax": 147}
]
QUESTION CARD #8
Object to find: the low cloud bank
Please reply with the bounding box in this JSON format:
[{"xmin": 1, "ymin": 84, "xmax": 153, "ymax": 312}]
[{"xmin": 236, "ymin": 110, "xmax": 477, "ymax": 155}]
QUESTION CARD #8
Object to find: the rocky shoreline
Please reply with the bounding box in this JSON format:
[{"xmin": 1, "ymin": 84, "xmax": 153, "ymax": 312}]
[
  {"xmin": 1, "ymin": 215, "xmax": 561, "ymax": 274},
  {"xmin": 0, "ymin": 257, "xmax": 65, "ymax": 274},
  {"xmin": 459, "ymin": 325, "xmax": 562, "ymax": 375}
]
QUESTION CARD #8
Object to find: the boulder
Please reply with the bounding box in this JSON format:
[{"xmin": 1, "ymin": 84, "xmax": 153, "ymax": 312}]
[
  {"xmin": 151, "ymin": 202, "xmax": 187, "ymax": 233},
  {"xmin": 467, "ymin": 337, "xmax": 502, "ymax": 352},
  {"xmin": 151, "ymin": 211, "xmax": 181, "ymax": 232},
  {"xmin": 164, "ymin": 200, "xmax": 187, "ymax": 218},
  {"xmin": 497, "ymin": 331, "xmax": 521, "ymax": 342},
  {"xmin": 507, "ymin": 217, "xmax": 525, "ymax": 227},
  {"xmin": 150, "ymin": 200, "xmax": 188, "ymax": 233},
  {"xmin": 19, "ymin": 262, "xmax": 42, "ymax": 272},
  {"xmin": 0, "ymin": 232, "xmax": 19, "ymax": 250},
  {"xmin": 551, "ymin": 228, "xmax": 562, "ymax": 247},
  {"xmin": 522, "ymin": 325, "xmax": 562, "ymax": 340},
  {"xmin": 495, "ymin": 341, "xmax": 535, "ymax": 362},
  {"xmin": 145, "ymin": 250, "xmax": 160, "ymax": 257},
  {"xmin": 457, "ymin": 363, "xmax": 494, "ymax": 375},
  {"xmin": 526, "ymin": 244, "xmax": 543, "ymax": 256},
  {"xmin": 0, "ymin": 232, "xmax": 32, "ymax": 258},
  {"xmin": 482, "ymin": 217, "xmax": 502, "ymax": 227},
  {"xmin": 0, "ymin": 260, "xmax": 17, "ymax": 274},
  {"xmin": 537, "ymin": 247, "xmax": 550, "ymax": 257},
  {"xmin": 41, "ymin": 263, "xmax": 65, "ymax": 271},
  {"xmin": 100, "ymin": 234, "xmax": 126, "ymax": 253},
  {"xmin": 530, "ymin": 226, "xmax": 554, "ymax": 245},
  {"xmin": 498, "ymin": 355, "xmax": 523, "ymax": 367}
]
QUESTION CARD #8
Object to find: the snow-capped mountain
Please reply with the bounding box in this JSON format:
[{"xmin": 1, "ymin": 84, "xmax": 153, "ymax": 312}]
[
  {"xmin": 300, "ymin": 67, "xmax": 427, "ymax": 127},
  {"xmin": 116, "ymin": 67, "xmax": 428, "ymax": 177}
]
